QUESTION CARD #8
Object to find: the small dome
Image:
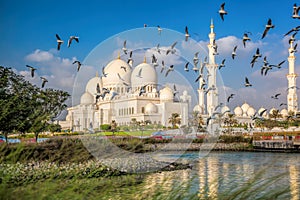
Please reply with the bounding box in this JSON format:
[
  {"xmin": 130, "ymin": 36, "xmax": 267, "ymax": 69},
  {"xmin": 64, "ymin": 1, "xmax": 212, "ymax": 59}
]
[
  {"xmin": 102, "ymin": 58, "xmax": 131, "ymax": 87},
  {"xmin": 258, "ymin": 107, "xmax": 268, "ymax": 117},
  {"xmin": 234, "ymin": 106, "xmax": 243, "ymax": 116},
  {"xmin": 247, "ymin": 107, "xmax": 256, "ymax": 117},
  {"xmin": 80, "ymin": 91, "xmax": 94, "ymax": 105},
  {"xmin": 281, "ymin": 109, "xmax": 288, "ymax": 117},
  {"xmin": 86, "ymin": 76, "xmax": 101, "ymax": 95},
  {"xmin": 145, "ymin": 102, "xmax": 158, "ymax": 114},
  {"xmin": 160, "ymin": 86, "xmax": 174, "ymax": 102},
  {"xmin": 221, "ymin": 106, "xmax": 230, "ymax": 116},
  {"xmin": 193, "ymin": 105, "xmax": 204, "ymax": 114},
  {"xmin": 131, "ymin": 62, "xmax": 157, "ymax": 88},
  {"xmin": 241, "ymin": 102, "xmax": 250, "ymax": 113}
]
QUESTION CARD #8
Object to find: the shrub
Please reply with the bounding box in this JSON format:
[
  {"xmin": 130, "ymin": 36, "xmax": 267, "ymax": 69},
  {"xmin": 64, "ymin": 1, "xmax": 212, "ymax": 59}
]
[{"xmin": 100, "ymin": 124, "xmax": 111, "ymax": 131}]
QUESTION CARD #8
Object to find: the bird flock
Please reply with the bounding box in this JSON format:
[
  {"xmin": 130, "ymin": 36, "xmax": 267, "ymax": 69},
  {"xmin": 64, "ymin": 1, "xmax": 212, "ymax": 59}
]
[
  {"xmin": 25, "ymin": 34, "xmax": 80, "ymax": 88},
  {"xmin": 24, "ymin": 2, "xmax": 299, "ymax": 124}
]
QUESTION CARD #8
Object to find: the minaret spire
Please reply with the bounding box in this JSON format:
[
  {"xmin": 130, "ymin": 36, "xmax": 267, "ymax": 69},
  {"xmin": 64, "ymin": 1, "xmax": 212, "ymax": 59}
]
[
  {"xmin": 287, "ymin": 37, "xmax": 298, "ymax": 113},
  {"xmin": 206, "ymin": 19, "xmax": 219, "ymax": 116}
]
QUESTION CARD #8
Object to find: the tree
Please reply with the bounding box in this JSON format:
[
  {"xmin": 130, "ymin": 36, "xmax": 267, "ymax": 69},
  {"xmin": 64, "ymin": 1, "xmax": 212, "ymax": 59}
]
[
  {"xmin": 269, "ymin": 109, "xmax": 282, "ymax": 121},
  {"xmin": 223, "ymin": 114, "xmax": 238, "ymax": 134},
  {"xmin": 0, "ymin": 66, "xmax": 70, "ymax": 142},
  {"xmin": 168, "ymin": 113, "xmax": 181, "ymax": 129},
  {"xmin": 111, "ymin": 120, "xmax": 117, "ymax": 135}
]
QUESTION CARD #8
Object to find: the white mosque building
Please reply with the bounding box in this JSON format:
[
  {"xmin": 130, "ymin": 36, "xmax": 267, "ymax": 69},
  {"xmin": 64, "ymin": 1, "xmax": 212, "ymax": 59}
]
[
  {"xmin": 60, "ymin": 21, "xmax": 298, "ymax": 132},
  {"xmin": 62, "ymin": 56, "xmax": 191, "ymax": 132}
]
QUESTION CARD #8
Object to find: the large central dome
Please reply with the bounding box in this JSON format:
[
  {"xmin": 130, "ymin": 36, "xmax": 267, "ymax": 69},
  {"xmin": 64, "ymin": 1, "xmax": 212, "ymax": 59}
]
[
  {"xmin": 102, "ymin": 58, "xmax": 131, "ymax": 88},
  {"xmin": 131, "ymin": 61, "xmax": 157, "ymax": 88}
]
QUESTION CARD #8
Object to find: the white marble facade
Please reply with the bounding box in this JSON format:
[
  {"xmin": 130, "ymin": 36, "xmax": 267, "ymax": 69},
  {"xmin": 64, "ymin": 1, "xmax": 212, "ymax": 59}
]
[{"xmin": 61, "ymin": 57, "xmax": 191, "ymax": 132}]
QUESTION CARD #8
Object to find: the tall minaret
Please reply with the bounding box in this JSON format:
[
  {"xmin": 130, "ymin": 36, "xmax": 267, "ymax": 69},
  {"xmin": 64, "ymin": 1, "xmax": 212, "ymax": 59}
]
[
  {"xmin": 287, "ymin": 39, "xmax": 298, "ymax": 113},
  {"xmin": 206, "ymin": 20, "xmax": 219, "ymax": 115}
]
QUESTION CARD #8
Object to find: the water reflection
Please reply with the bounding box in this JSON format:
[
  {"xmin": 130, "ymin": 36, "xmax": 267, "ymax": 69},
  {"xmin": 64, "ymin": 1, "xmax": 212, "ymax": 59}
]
[{"xmin": 139, "ymin": 152, "xmax": 300, "ymax": 199}]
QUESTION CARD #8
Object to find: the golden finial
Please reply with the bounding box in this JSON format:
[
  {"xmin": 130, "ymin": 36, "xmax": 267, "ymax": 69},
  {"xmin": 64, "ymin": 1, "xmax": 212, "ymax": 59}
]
[
  {"xmin": 96, "ymin": 71, "xmax": 99, "ymax": 77},
  {"xmin": 143, "ymin": 56, "xmax": 147, "ymax": 63},
  {"xmin": 117, "ymin": 51, "xmax": 120, "ymax": 59}
]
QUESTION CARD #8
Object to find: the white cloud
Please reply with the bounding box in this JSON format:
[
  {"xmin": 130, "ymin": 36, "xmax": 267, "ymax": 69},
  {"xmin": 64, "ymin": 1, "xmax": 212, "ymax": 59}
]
[{"xmin": 25, "ymin": 49, "xmax": 54, "ymax": 62}]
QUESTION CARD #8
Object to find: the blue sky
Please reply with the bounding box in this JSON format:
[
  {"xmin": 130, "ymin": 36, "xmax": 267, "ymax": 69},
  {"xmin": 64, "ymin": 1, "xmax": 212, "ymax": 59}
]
[{"xmin": 0, "ymin": 0, "xmax": 299, "ymax": 110}]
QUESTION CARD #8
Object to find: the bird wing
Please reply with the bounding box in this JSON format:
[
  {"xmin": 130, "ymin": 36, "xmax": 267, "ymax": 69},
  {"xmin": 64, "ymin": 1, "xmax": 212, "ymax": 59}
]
[
  {"xmin": 74, "ymin": 37, "xmax": 79, "ymax": 43},
  {"xmin": 185, "ymin": 62, "xmax": 189, "ymax": 70},
  {"xmin": 171, "ymin": 41, "xmax": 177, "ymax": 49},
  {"xmin": 245, "ymin": 77, "xmax": 250, "ymax": 84},
  {"xmin": 185, "ymin": 26, "xmax": 189, "ymax": 34},
  {"xmin": 96, "ymin": 83, "xmax": 101, "ymax": 93},
  {"xmin": 220, "ymin": 13, "xmax": 224, "ymax": 21},
  {"xmin": 275, "ymin": 93, "xmax": 281, "ymax": 98},
  {"xmin": 56, "ymin": 34, "xmax": 61, "ymax": 40},
  {"xmin": 123, "ymin": 40, "xmax": 127, "ymax": 48},
  {"xmin": 138, "ymin": 68, "xmax": 142, "ymax": 77}
]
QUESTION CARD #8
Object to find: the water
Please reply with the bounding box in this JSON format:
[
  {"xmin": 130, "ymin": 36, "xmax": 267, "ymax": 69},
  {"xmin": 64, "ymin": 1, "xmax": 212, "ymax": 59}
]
[{"xmin": 134, "ymin": 152, "xmax": 300, "ymax": 199}]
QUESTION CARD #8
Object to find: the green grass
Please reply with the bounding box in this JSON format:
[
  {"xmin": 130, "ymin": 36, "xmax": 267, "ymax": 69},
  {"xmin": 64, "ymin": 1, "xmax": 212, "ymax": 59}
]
[{"xmin": 93, "ymin": 130, "xmax": 153, "ymax": 137}]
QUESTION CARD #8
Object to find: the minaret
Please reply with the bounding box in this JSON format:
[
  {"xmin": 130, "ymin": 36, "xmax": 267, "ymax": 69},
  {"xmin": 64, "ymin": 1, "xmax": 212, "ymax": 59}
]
[
  {"xmin": 206, "ymin": 20, "xmax": 219, "ymax": 116},
  {"xmin": 287, "ymin": 39, "xmax": 298, "ymax": 113}
]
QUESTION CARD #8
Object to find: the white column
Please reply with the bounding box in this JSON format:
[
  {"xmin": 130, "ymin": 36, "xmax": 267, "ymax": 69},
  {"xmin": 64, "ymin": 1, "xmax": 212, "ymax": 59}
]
[
  {"xmin": 287, "ymin": 40, "xmax": 298, "ymax": 112},
  {"xmin": 206, "ymin": 20, "xmax": 219, "ymax": 116}
]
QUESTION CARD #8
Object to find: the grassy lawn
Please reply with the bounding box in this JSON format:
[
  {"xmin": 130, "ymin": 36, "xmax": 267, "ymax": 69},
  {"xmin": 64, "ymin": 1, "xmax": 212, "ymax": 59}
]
[{"xmin": 93, "ymin": 130, "xmax": 154, "ymax": 137}]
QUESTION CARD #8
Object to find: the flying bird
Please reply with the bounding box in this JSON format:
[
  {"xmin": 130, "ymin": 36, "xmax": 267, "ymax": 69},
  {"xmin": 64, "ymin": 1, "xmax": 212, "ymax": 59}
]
[
  {"xmin": 40, "ymin": 77, "xmax": 48, "ymax": 88},
  {"xmin": 284, "ymin": 25, "xmax": 300, "ymax": 36},
  {"xmin": 137, "ymin": 68, "xmax": 143, "ymax": 78},
  {"xmin": 289, "ymin": 32, "xmax": 297, "ymax": 44},
  {"xmin": 68, "ymin": 36, "xmax": 79, "ymax": 48},
  {"xmin": 251, "ymin": 109, "xmax": 267, "ymax": 120},
  {"xmin": 96, "ymin": 83, "xmax": 101, "ymax": 94},
  {"xmin": 244, "ymin": 77, "xmax": 252, "ymax": 87},
  {"xmin": 195, "ymin": 74, "xmax": 202, "ymax": 82},
  {"xmin": 73, "ymin": 60, "xmax": 82, "ymax": 72},
  {"xmin": 218, "ymin": 59, "xmax": 226, "ymax": 70},
  {"xmin": 127, "ymin": 51, "xmax": 133, "ymax": 64},
  {"xmin": 152, "ymin": 54, "xmax": 158, "ymax": 67},
  {"xmin": 291, "ymin": 43, "xmax": 298, "ymax": 53},
  {"xmin": 117, "ymin": 73, "xmax": 125, "ymax": 81},
  {"xmin": 193, "ymin": 52, "xmax": 199, "ymax": 66},
  {"xmin": 279, "ymin": 103, "xmax": 287, "ymax": 107},
  {"xmin": 227, "ymin": 93, "xmax": 235, "ymax": 103},
  {"xmin": 139, "ymin": 85, "xmax": 147, "ymax": 96},
  {"xmin": 185, "ymin": 26, "xmax": 190, "ymax": 41},
  {"xmin": 166, "ymin": 41, "xmax": 177, "ymax": 55},
  {"xmin": 242, "ymin": 33, "xmax": 251, "ymax": 48},
  {"xmin": 101, "ymin": 66, "xmax": 107, "ymax": 77},
  {"xmin": 218, "ymin": 2, "xmax": 227, "ymax": 21},
  {"xmin": 271, "ymin": 93, "xmax": 281, "ymax": 99},
  {"xmin": 165, "ymin": 65, "xmax": 174, "ymax": 77},
  {"xmin": 122, "ymin": 40, "xmax": 128, "ymax": 54},
  {"xmin": 262, "ymin": 18, "xmax": 275, "ymax": 39},
  {"xmin": 157, "ymin": 25, "xmax": 162, "ymax": 35},
  {"xmin": 231, "ymin": 46, "xmax": 237, "ymax": 59},
  {"xmin": 56, "ymin": 34, "xmax": 64, "ymax": 50},
  {"xmin": 292, "ymin": 3, "xmax": 300, "ymax": 19},
  {"xmin": 156, "ymin": 43, "xmax": 161, "ymax": 54},
  {"xmin": 110, "ymin": 91, "xmax": 119, "ymax": 100},
  {"xmin": 270, "ymin": 60, "xmax": 285, "ymax": 69},
  {"xmin": 184, "ymin": 62, "xmax": 189, "ymax": 72},
  {"xmin": 121, "ymin": 66, "xmax": 127, "ymax": 72},
  {"xmin": 160, "ymin": 60, "xmax": 165, "ymax": 73},
  {"xmin": 25, "ymin": 65, "xmax": 36, "ymax": 77}
]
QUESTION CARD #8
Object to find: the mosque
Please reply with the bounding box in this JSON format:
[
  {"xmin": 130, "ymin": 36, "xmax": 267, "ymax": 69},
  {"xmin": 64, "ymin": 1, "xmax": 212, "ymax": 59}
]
[
  {"xmin": 61, "ymin": 55, "xmax": 191, "ymax": 132},
  {"xmin": 60, "ymin": 21, "xmax": 298, "ymax": 132}
]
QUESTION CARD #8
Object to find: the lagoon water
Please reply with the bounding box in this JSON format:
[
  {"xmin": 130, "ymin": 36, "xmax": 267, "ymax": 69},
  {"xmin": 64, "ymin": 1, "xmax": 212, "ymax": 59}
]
[{"xmin": 132, "ymin": 152, "xmax": 300, "ymax": 199}]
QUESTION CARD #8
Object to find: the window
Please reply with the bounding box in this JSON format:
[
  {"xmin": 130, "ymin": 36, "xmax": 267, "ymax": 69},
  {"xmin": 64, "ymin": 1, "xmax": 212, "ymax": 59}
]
[{"xmin": 141, "ymin": 107, "xmax": 145, "ymax": 113}]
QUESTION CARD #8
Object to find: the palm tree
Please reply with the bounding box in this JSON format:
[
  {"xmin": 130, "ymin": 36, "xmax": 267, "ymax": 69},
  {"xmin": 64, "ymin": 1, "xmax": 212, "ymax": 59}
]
[
  {"xmin": 223, "ymin": 114, "xmax": 238, "ymax": 134},
  {"xmin": 269, "ymin": 109, "xmax": 282, "ymax": 121},
  {"xmin": 168, "ymin": 113, "xmax": 181, "ymax": 129}
]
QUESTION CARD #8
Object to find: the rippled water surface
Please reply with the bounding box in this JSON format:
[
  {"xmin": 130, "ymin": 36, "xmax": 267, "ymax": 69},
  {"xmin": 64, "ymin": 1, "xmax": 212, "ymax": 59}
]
[{"xmin": 134, "ymin": 152, "xmax": 300, "ymax": 199}]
